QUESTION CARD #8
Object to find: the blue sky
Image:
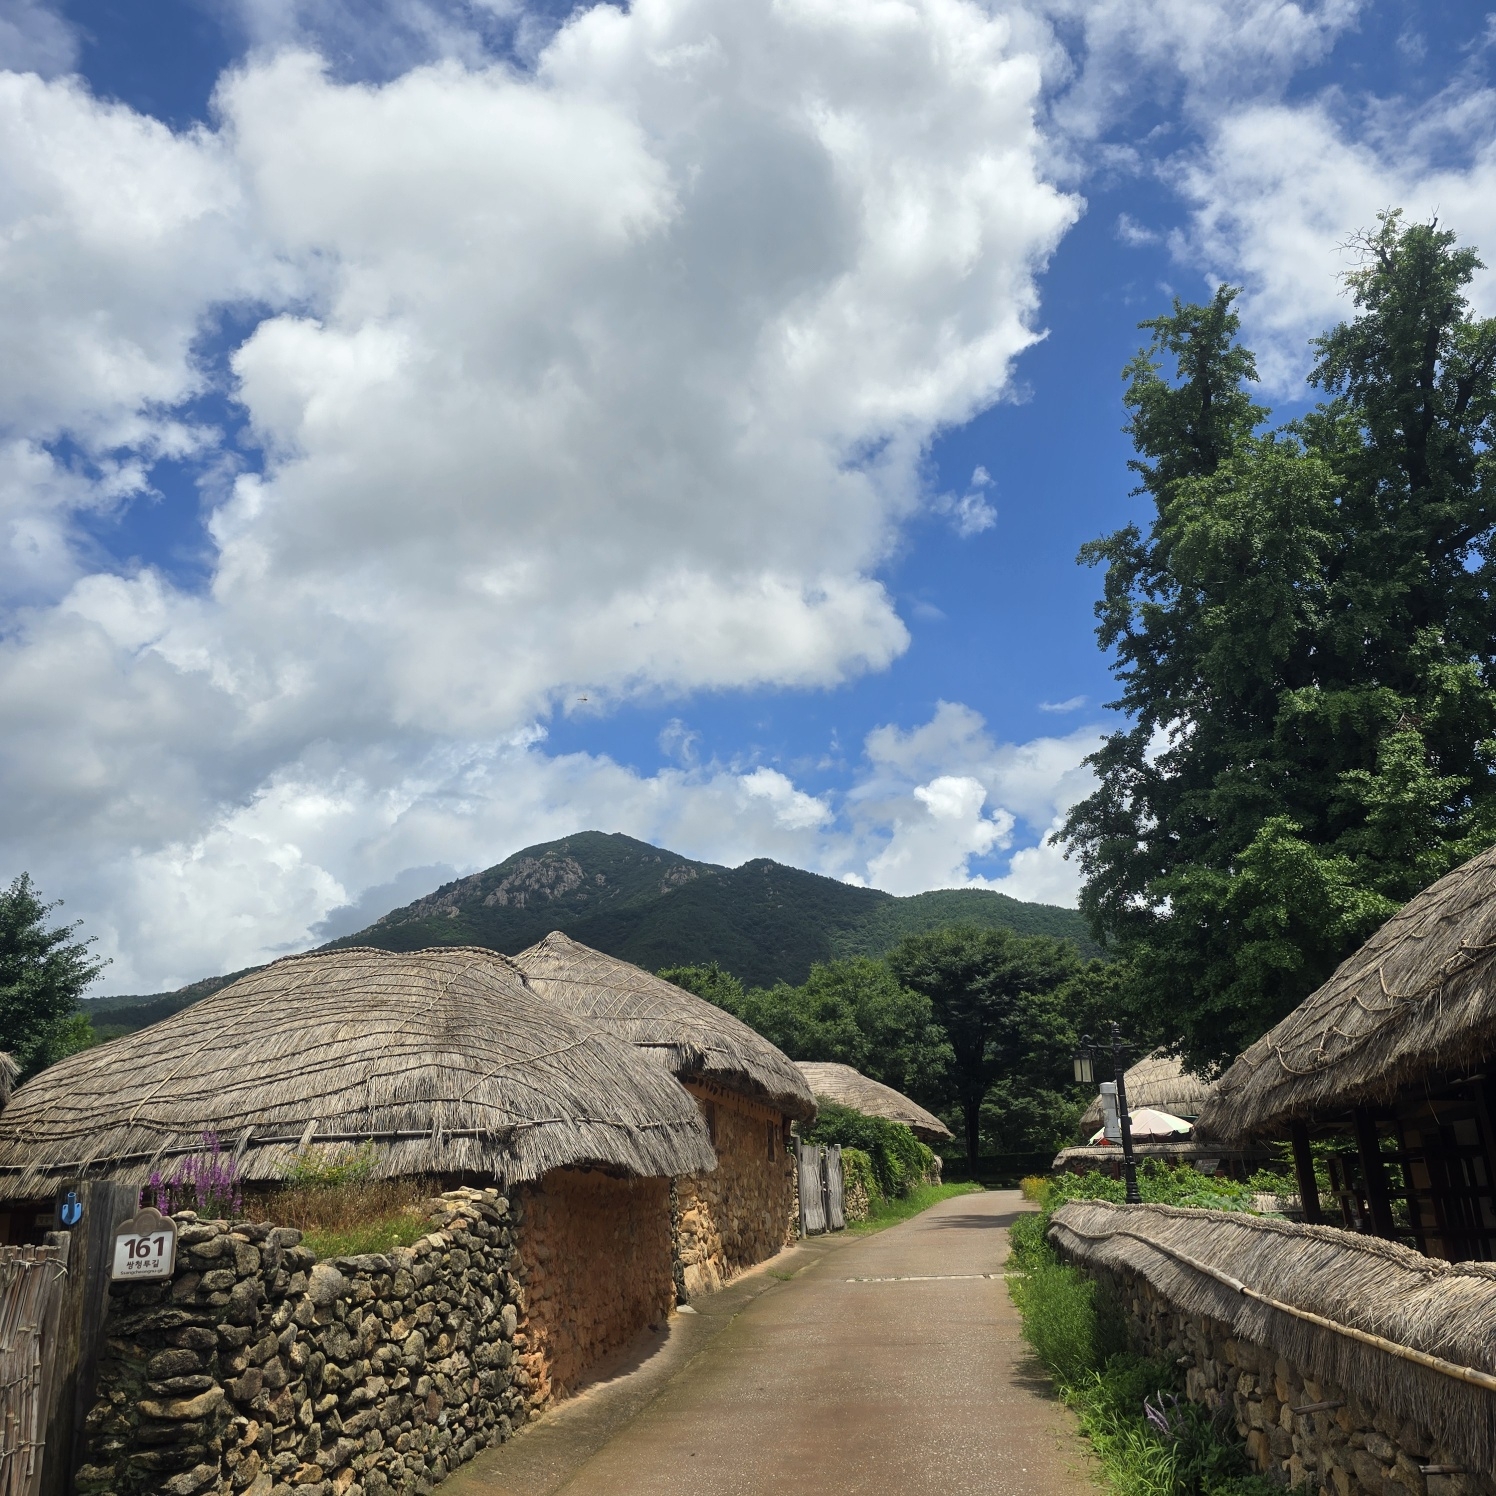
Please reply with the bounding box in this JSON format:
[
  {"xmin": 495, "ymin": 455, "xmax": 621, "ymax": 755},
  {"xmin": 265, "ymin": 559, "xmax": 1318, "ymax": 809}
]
[{"xmin": 4, "ymin": 0, "xmax": 1496, "ymax": 990}]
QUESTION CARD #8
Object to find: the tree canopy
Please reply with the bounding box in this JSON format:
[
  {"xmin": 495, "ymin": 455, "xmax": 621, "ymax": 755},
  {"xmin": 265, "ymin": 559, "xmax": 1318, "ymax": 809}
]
[
  {"xmin": 887, "ymin": 924, "xmax": 1081, "ymax": 1165},
  {"xmin": 0, "ymin": 873, "xmax": 105, "ymax": 1078},
  {"xmin": 1063, "ymin": 212, "xmax": 1496, "ymax": 1068}
]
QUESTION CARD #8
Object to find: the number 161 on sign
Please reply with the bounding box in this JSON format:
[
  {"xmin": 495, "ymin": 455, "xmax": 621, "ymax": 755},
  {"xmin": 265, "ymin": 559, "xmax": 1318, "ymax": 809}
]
[{"xmin": 110, "ymin": 1206, "xmax": 177, "ymax": 1281}]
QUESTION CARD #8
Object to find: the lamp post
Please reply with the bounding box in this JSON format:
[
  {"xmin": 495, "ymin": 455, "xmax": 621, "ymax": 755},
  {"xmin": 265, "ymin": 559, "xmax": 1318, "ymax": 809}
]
[{"xmin": 1075, "ymin": 1023, "xmax": 1140, "ymax": 1204}]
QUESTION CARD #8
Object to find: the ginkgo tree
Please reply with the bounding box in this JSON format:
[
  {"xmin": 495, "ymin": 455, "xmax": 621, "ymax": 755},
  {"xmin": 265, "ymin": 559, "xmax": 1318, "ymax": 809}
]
[{"xmin": 1063, "ymin": 213, "xmax": 1496, "ymax": 1068}]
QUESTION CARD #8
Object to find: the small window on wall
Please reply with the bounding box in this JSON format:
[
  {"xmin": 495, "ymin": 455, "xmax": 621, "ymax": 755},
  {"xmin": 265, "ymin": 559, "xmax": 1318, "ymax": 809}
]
[{"xmin": 703, "ymin": 1100, "xmax": 717, "ymax": 1146}]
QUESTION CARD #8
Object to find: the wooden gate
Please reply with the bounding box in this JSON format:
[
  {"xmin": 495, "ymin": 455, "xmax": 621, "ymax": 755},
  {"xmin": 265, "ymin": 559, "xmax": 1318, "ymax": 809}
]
[
  {"xmin": 0, "ymin": 1246, "xmax": 64, "ymax": 1496},
  {"xmin": 824, "ymin": 1146, "xmax": 845, "ymax": 1231},
  {"xmin": 796, "ymin": 1143, "xmax": 846, "ymax": 1236}
]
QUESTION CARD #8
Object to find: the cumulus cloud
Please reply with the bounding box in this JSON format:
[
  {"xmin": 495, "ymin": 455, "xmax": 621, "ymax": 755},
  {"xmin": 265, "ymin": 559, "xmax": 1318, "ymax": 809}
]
[
  {"xmin": 1171, "ymin": 75, "xmax": 1496, "ymax": 387},
  {"xmin": 0, "ymin": 0, "xmax": 1088, "ymax": 986}
]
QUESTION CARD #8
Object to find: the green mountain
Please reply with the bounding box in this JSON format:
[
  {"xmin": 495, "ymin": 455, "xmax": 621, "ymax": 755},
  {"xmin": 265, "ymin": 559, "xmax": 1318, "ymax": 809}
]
[
  {"xmin": 82, "ymin": 831, "xmax": 1099, "ymax": 1033},
  {"xmin": 329, "ymin": 831, "xmax": 1099, "ymax": 984}
]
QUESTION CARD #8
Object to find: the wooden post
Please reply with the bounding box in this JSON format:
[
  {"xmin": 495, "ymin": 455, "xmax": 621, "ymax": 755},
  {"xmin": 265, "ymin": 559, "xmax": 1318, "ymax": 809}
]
[
  {"xmin": 1290, "ymin": 1121, "xmax": 1324, "ymax": 1225},
  {"xmin": 1353, "ymin": 1107, "xmax": 1397, "ymax": 1239}
]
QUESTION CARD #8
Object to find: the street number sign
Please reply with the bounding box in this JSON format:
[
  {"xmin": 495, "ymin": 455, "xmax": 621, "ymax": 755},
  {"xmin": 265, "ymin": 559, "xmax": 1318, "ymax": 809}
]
[{"xmin": 111, "ymin": 1206, "xmax": 177, "ymax": 1281}]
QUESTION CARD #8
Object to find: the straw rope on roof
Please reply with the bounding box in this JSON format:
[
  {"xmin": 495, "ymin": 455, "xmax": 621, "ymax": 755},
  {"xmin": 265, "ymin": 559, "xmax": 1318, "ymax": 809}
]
[
  {"xmin": 1050, "ymin": 1198, "xmax": 1496, "ymax": 1476},
  {"xmin": 793, "ymin": 1062, "xmax": 951, "ymax": 1142},
  {"xmin": 0, "ymin": 946, "xmax": 717, "ymax": 1195},
  {"xmin": 1197, "ymin": 842, "xmax": 1496, "ymax": 1142},
  {"xmin": 513, "ymin": 933, "xmax": 816, "ymax": 1121},
  {"xmin": 1078, "ymin": 1051, "xmax": 1212, "ymax": 1135}
]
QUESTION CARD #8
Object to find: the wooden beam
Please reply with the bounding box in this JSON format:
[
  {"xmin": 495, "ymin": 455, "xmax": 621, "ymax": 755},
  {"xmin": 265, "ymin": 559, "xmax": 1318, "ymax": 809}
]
[
  {"xmin": 1290, "ymin": 1121, "xmax": 1324, "ymax": 1225},
  {"xmin": 1354, "ymin": 1107, "xmax": 1397, "ymax": 1239}
]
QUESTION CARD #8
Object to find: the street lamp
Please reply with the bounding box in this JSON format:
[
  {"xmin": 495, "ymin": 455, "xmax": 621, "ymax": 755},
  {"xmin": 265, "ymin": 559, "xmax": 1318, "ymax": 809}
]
[{"xmin": 1075, "ymin": 1023, "xmax": 1140, "ymax": 1204}]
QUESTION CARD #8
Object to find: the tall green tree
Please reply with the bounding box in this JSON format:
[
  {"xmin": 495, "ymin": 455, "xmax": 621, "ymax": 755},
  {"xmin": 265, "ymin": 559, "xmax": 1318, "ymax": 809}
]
[
  {"xmin": 0, "ymin": 873, "xmax": 106, "ymax": 1078},
  {"xmin": 888, "ymin": 925, "xmax": 1080, "ymax": 1166},
  {"xmin": 664, "ymin": 956, "xmax": 952, "ymax": 1106},
  {"xmin": 1063, "ymin": 213, "xmax": 1496, "ymax": 1068}
]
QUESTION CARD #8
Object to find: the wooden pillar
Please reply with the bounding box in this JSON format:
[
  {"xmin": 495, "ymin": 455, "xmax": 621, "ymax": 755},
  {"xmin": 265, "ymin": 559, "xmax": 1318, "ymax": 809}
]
[
  {"xmin": 1290, "ymin": 1121, "xmax": 1324, "ymax": 1225},
  {"xmin": 1354, "ymin": 1107, "xmax": 1397, "ymax": 1238}
]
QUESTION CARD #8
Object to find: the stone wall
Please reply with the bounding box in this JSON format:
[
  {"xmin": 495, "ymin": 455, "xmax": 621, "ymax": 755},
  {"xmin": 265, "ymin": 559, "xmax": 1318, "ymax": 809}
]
[
  {"xmin": 1095, "ymin": 1265, "xmax": 1495, "ymax": 1496},
  {"xmin": 511, "ymin": 1170, "xmax": 673, "ymax": 1410},
  {"xmin": 74, "ymin": 1177, "xmax": 676, "ymax": 1496},
  {"xmin": 673, "ymin": 1082, "xmax": 795, "ymax": 1297}
]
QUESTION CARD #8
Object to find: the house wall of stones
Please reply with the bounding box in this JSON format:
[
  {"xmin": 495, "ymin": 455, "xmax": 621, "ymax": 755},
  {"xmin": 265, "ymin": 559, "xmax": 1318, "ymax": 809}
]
[
  {"xmin": 510, "ymin": 1170, "xmax": 673, "ymax": 1410},
  {"xmin": 673, "ymin": 1081, "xmax": 795, "ymax": 1298},
  {"xmin": 73, "ymin": 1176, "xmax": 676, "ymax": 1496},
  {"xmin": 1088, "ymin": 1263, "xmax": 1495, "ymax": 1496}
]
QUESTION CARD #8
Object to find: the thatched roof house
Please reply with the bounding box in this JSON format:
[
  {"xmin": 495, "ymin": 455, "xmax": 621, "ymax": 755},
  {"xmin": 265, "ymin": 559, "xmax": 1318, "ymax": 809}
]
[
  {"xmin": 794, "ymin": 1061, "xmax": 951, "ymax": 1143},
  {"xmin": 1198, "ymin": 842, "xmax": 1496, "ymax": 1259},
  {"xmin": 0, "ymin": 946, "xmax": 717, "ymax": 1197},
  {"xmin": 1078, "ymin": 1051, "xmax": 1211, "ymax": 1136},
  {"xmin": 1200, "ymin": 842, "xmax": 1496, "ymax": 1142},
  {"xmin": 513, "ymin": 933, "xmax": 815, "ymax": 1121}
]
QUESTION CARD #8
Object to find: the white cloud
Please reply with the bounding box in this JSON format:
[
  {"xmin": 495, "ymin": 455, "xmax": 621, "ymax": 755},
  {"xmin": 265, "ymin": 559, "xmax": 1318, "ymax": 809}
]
[
  {"xmin": 0, "ymin": 2, "xmax": 1084, "ymax": 986},
  {"xmin": 0, "ymin": 0, "xmax": 76, "ymax": 77},
  {"xmin": 1172, "ymin": 84, "xmax": 1496, "ymax": 388}
]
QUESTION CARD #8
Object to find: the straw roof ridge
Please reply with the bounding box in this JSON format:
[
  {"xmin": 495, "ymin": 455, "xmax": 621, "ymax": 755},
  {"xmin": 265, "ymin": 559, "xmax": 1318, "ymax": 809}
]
[
  {"xmin": 513, "ymin": 932, "xmax": 816, "ymax": 1121},
  {"xmin": 793, "ymin": 1061, "xmax": 951, "ymax": 1142},
  {"xmin": 1050, "ymin": 1198, "xmax": 1496, "ymax": 1474},
  {"xmin": 1078, "ymin": 1051, "xmax": 1212, "ymax": 1135},
  {"xmin": 1197, "ymin": 842, "xmax": 1496, "ymax": 1141},
  {"xmin": 0, "ymin": 944, "xmax": 718, "ymax": 1195}
]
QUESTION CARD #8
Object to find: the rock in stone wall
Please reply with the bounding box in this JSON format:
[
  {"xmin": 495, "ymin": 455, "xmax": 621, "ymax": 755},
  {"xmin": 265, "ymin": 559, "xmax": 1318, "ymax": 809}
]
[
  {"xmin": 674, "ymin": 1083, "xmax": 794, "ymax": 1298},
  {"xmin": 1097, "ymin": 1265, "xmax": 1496, "ymax": 1496},
  {"xmin": 512, "ymin": 1170, "xmax": 673, "ymax": 1411},
  {"xmin": 76, "ymin": 1188, "xmax": 526, "ymax": 1496}
]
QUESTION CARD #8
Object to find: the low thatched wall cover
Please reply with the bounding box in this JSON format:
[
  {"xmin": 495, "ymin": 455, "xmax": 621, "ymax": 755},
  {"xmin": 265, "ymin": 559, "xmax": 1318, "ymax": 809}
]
[
  {"xmin": 1199, "ymin": 841, "xmax": 1496, "ymax": 1140},
  {"xmin": 793, "ymin": 1061, "xmax": 952, "ymax": 1142},
  {"xmin": 0, "ymin": 946, "xmax": 717, "ymax": 1195},
  {"xmin": 1050, "ymin": 1199, "xmax": 1496, "ymax": 1480},
  {"xmin": 514, "ymin": 933, "xmax": 816, "ymax": 1121}
]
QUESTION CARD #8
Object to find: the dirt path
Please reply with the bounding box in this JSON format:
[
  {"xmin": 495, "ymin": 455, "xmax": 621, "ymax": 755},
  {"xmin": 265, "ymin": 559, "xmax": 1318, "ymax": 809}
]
[{"xmin": 445, "ymin": 1188, "xmax": 1096, "ymax": 1496}]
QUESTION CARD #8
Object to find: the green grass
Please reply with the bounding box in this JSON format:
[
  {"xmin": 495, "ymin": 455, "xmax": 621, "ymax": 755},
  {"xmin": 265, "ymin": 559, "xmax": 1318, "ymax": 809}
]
[
  {"xmin": 846, "ymin": 1179, "xmax": 984, "ymax": 1233},
  {"xmin": 302, "ymin": 1214, "xmax": 434, "ymax": 1259},
  {"xmin": 1006, "ymin": 1197, "xmax": 1294, "ymax": 1496}
]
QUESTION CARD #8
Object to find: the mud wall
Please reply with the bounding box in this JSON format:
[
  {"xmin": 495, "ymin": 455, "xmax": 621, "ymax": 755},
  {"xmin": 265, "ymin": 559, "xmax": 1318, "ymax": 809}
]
[
  {"xmin": 511, "ymin": 1170, "xmax": 673, "ymax": 1409},
  {"xmin": 673, "ymin": 1082, "xmax": 795, "ymax": 1297}
]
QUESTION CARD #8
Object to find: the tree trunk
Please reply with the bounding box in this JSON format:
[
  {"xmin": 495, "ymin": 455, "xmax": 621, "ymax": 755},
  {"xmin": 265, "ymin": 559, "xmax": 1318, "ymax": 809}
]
[{"xmin": 964, "ymin": 1096, "xmax": 981, "ymax": 1171}]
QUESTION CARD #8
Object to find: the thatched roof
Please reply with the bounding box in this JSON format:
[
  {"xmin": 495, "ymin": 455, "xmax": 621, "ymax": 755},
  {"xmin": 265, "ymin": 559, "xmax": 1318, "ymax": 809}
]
[
  {"xmin": 513, "ymin": 933, "xmax": 816, "ymax": 1121},
  {"xmin": 1198, "ymin": 843, "xmax": 1496, "ymax": 1142},
  {"xmin": 0, "ymin": 946, "xmax": 717, "ymax": 1195},
  {"xmin": 0, "ymin": 1053, "xmax": 16, "ymax": 1109},
  {"xmin": 1050, "ymin": 1198, "xmax": 1496, "ymax": 1476},
  {"xmin": 1051, "ymin": 1141, "xmax": 1263, "ymax": 1171},
  {"xmin": 793, "ymin": 1062, "xmax": 951, "ymax": 1142},
  {"xmin": 1078, "ymin": 1051, "xmax": 1212, "ymax": 1135}
]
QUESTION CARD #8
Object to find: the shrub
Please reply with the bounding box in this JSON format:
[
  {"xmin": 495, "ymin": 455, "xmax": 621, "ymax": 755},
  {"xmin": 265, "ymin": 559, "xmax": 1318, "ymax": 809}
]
[
  {"xmin": 804, "ymin": 1103, "xmax": 933, "ymax": 1198},
  {"xmin": 1010, "ymin": 1258, "xmax": 1127, "ymax": 1384},
  {"xmin": 1019, "ymin": 1174, "xmax": 1051, "ymax": 1204},
  {"xmin": 284, "ymin": 1141, "xmax": 379, "ymax": 1190},
  {"xmin": 840, "ymin": 1146, "xmax": 880, "ymax": 1204}
]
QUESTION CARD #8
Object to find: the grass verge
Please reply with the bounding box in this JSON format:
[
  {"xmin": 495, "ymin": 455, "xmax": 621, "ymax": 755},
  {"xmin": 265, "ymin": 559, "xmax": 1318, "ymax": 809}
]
[
  {"xmin": 847, "ymin": 1179, "xmax": 984, "ymax": 1234},
  {"xmin": 1006, "ymin": 1198, "xmax": 1296, "ymax": 1496}
]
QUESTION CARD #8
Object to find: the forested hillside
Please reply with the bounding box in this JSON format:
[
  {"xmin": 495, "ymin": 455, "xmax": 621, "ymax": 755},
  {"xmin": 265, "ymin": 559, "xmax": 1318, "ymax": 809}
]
[{"xmin": 82, "ymin": 831, "xmax": 1096, "ymax": 1033}]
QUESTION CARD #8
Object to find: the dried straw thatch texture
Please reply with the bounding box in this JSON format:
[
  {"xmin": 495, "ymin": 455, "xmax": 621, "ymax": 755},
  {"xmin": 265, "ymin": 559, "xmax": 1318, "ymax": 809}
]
[
  {"xmin": 1198, "ymin": 843, "xmax": 1496, "ymax": 1141},
  {"xmin": 0, "ymin": 1055, "xmax": 16, "ymax": 1110},
  {"xmin": 1050, "ymin": 1198, "xmax": 1496, "ymax": 1475},
  {"xmin": 0, "ymin": 946, "xmax": 717, "ymax": 1195},
  {"xmin": 1050, "ymin": 1142, "xmax": 1242, "ymax": 1170},
  {"xmin": 793, "ymin": 1061, "xmax": 951, "ymax": 1142},
  {"xmin": 514, "ymin": 933, "xmax": 816, "ymax": 1121},
  {"xmin": 1078, "ymin": 1051, "xmax": 1212, "ymax": 1135}
]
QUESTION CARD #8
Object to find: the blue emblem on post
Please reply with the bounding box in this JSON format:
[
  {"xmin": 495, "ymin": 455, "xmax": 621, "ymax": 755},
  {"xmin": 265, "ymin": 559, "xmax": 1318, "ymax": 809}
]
[{"xmin": 58, "ymin": 1189, "xmax": 83, "ymax": 1228}]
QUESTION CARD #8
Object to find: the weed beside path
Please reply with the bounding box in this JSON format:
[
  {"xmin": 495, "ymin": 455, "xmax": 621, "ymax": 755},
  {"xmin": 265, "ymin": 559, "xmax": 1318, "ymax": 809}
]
[
  {"xmin": 1006, "ymin": 1183, "xmax": 1295, "ymax": 1496},
  {"xmin": 848, "ymin": 1179, "xmax": 984, "ymax": 1234}
]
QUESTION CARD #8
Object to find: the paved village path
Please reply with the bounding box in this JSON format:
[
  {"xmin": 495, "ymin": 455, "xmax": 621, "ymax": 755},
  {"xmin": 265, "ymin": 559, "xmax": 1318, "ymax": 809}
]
[{"xmin": 445, "ymin": 1188, "xmax": 1096, "ymax": 1496}]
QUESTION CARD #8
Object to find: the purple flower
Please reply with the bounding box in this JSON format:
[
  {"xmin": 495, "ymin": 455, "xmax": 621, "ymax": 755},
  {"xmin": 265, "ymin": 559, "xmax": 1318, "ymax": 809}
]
[{"xmin": 139, "ymin": 1131, "xmax": 243, "ymax": 1218}]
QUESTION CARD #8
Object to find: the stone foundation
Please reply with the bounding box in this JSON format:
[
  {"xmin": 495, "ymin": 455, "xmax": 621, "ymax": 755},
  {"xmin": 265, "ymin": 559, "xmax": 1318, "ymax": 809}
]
[
  {"xmin": 673, "ymin": 1083, "xmax": 794, "ymax": 1297},
  {"xmin": 512, "ymin": 1170, "xmax": 673, "ymax": 1409},
  {"xmin": 1099, "ymin": 1266, "xmax": 1496, "ymax": 1496}
]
